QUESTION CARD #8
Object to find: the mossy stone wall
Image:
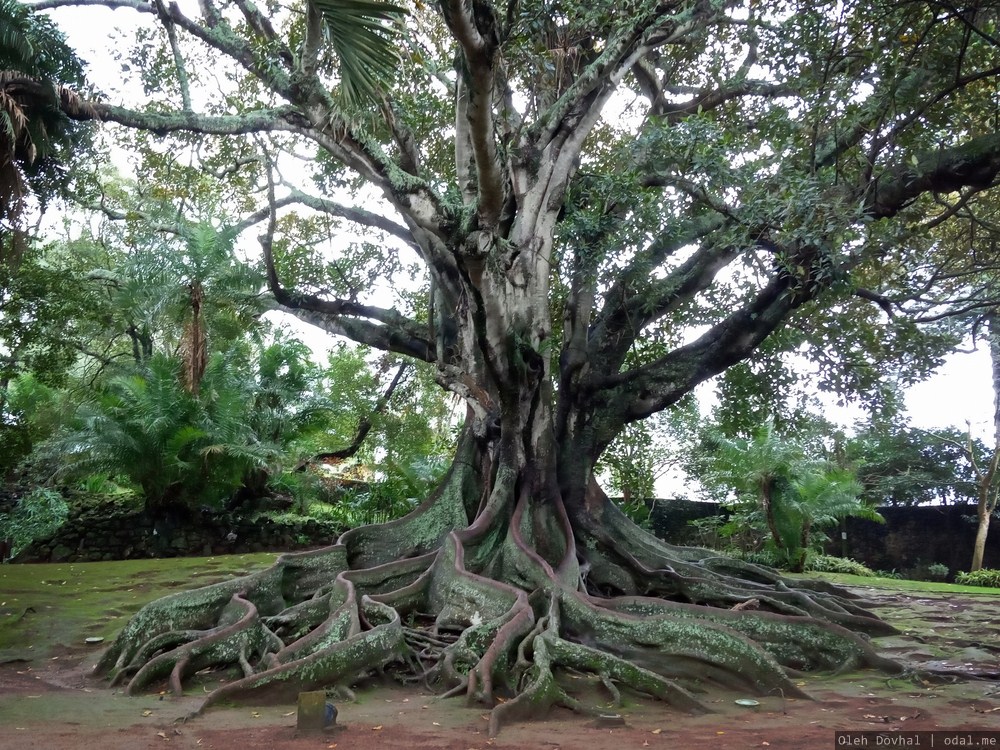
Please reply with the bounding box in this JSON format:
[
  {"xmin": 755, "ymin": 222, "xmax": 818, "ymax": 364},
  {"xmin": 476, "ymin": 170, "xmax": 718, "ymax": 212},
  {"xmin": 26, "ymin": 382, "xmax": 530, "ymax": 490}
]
[
  {"xmin": 15, "ymin": 497, "xmax": 343, "ymax": 563},
  {"xmin": 647, "ymin": 498, "xmax": 1000, "ymax": 573}
]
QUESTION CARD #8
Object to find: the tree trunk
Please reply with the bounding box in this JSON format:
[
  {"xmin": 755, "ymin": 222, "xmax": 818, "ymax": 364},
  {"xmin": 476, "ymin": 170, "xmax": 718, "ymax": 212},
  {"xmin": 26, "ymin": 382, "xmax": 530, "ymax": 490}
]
[
  {"xmin": 974, "ymin": 314, "xmax": 1000, "ymax": 572},
  {"xmin": 971, "ymin": 507, "xmax": 991, "ymax": 573},
  {"xmin": 96, "ymin": 375, "xmax": 916, "ymax": 734},
  {"xmin": 758, "ymin": 476, "xmax": 788, "ymax": 564}
]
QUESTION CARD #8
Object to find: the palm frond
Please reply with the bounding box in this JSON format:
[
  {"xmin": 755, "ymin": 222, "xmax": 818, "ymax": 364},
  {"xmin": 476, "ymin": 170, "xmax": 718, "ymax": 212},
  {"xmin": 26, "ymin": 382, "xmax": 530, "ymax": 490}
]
[
  {"xmin": 0, "ymin": 86, "xmax": 28, "ymax": 140},
  {"xmin": 0, "ymin": 0, "xmax": 35, "ymax": 73},
  {"xmin": 309, "ymin": 0, "xmax": 406, "ymax": 106}
]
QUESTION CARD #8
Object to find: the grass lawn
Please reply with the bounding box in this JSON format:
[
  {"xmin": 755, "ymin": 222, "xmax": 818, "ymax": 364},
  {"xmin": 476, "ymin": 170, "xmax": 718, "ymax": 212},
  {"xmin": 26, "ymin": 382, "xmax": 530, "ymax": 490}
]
[
  {"xmin": 789, "ymin": 570, "xmax": 1000, "ymax": 596},
  {"xmin": 0, "ymin": 554, "xmax": 278, "ymax": 662}
]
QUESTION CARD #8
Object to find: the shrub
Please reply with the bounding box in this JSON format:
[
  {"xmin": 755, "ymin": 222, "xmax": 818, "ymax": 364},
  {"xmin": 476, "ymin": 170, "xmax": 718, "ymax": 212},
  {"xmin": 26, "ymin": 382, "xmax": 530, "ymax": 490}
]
[
  {"xmin": 805, "ymin": 555, "xmax": 875, "ymax": 577},
  {"xmin": 874, "ymin": 569, "xmax": 905, "ymax": 580},
  {"xmin": 686, "ymin": 514, "xmax": 726, "ymax": 548},
  {"xmin": 925, "ymin": 562, "xmax": 950, "ymax": 581},
  {"xmin": 954, "ymin": 569, "xmax": 1000, "ymax": 588},
  {"xmin": 0, "ymin": 488, "xmax": 69, "ymax": 559},
  {"xmin": 726, "ymin": 548, "xmax": 781, "ymax": 568}
]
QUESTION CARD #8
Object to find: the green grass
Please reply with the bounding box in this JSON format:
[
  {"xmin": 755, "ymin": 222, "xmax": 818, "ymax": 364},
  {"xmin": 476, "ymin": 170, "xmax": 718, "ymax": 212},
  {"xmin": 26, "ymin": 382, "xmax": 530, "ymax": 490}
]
[
  {"xmin": 0, "ymin": 554, "xmax": 278, "ymax": 662},
  {"xmin": 789, "ymin": 570, "xmax": 1000, "ymax": 596}
]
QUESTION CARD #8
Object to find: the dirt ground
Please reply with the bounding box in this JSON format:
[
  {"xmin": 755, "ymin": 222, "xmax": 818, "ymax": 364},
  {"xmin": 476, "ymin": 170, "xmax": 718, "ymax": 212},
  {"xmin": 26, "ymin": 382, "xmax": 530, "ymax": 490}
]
[{"xmin": 1, "ymin": 584, "xmax": 999, "ymax": 750}]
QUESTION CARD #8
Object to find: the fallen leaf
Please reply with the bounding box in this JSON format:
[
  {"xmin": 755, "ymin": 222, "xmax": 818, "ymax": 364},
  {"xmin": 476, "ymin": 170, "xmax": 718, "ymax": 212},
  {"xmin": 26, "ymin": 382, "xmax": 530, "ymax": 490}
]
[
  {"xmin": 282, "ymin": 710, "xmax": 295, "ymax": 717},
  {"xmin": 433, "ymin": 721, "xmax": 441, "ymax": 726},
  {"xmin": 156, "ymin": 731, "xmax": 167, "ymax": 739},
  {"xmin": 142, "ymin": 710, "xmax": 153, "ymax": 717},
  {"xmin": 716, "ymin": 731, "xmax": 725, "ymax": 735},
  {"xmin": 372, "ymin": 725, "xmax": 383, "ymax": 730},
  {"xmin": 250, "ymin": 711, "xmax": 260, "ymax": 718},
  {"xmin": 327, "ymin": 745, "xmax": 338, "ymax": 749},
  {"xmin": 651, "ymin": 729, "xmax": 662, "ymax": 734}
]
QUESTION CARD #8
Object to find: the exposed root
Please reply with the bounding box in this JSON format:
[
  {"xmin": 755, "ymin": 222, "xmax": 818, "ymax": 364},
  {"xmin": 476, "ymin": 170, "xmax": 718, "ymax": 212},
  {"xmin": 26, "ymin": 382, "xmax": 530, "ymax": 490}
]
[
  {"xmin": 94, "ymin": 470, "xmax": 975, "ymax": 735},
  {"xmin": 121, "ymin": 593, "xmax": 279, "ymax": 696}
]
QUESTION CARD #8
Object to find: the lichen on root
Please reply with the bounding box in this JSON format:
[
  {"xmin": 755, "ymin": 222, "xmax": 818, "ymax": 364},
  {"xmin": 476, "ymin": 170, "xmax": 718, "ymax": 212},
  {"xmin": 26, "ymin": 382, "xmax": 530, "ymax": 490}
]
[{"xmin": 94, "ymin": 470, "xmax": 941, "ymax": 736}]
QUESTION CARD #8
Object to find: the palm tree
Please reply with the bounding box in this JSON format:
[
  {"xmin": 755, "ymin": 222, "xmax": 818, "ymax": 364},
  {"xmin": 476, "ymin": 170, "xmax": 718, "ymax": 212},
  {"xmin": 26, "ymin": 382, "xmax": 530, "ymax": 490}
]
[
  {"xmin": 706, "ymin": 423, "xmax": 882, "ymax": 572},
  {"xmin": 0, "ymin": 0, "xmax": 93, "ymax": 258},
  {"xmin": 308, "ymin": 0, "xmax": 407, "ymax": 106},
  {"xmin": 37, "ymin": 353, "xmax": 283, "ymax": 517}
]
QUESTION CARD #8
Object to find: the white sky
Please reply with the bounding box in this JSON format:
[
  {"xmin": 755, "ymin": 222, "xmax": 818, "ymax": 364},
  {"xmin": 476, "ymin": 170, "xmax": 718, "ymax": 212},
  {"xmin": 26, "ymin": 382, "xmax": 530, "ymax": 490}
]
[{"xmin": 903, "ymin": 347, "xmax": 994, "ymax": 440}]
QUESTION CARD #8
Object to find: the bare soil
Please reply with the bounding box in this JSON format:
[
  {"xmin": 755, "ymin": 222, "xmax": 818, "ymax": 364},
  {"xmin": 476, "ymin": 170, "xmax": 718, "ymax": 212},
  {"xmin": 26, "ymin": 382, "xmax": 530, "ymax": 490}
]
[{"xmin": 2, "ymin": 583, "xmax": 999, "ymax": 750}]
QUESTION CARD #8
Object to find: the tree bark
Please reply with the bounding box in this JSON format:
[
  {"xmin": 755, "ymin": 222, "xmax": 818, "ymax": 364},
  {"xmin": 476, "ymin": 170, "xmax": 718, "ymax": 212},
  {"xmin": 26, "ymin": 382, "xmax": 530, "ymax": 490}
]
[{"xmin": 972, "ymin": 314, "xmax": 1000, "ymax": 571}]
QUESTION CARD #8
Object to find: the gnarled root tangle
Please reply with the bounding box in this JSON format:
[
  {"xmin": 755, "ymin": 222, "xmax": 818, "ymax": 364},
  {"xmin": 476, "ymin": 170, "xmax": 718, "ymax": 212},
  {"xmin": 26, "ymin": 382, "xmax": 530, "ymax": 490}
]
[{"xmin": 94, "ymin": 481, "xmax": 921, "ymax": 736}]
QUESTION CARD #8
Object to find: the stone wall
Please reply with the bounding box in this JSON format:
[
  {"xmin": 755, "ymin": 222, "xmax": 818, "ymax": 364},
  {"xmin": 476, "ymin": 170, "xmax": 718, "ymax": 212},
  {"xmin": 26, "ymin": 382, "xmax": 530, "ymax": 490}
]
[
  {"xmin": 833, "ymin": 504, "xmax": 1000, "ymax": 574},
  {"xmin": 15, "ymin": 497, "xmax": 343, "ymax": 563},
  {"xmin": 647, "ymin": 498, "xmax": 1000, "ymax": 574}
]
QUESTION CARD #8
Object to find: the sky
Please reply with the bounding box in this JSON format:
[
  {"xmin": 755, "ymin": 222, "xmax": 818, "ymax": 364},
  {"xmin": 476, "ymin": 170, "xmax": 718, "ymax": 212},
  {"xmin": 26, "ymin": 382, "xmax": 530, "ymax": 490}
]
[{"xmin": 903, "ymin": 347, "xmax": 994, "ymax": 440}]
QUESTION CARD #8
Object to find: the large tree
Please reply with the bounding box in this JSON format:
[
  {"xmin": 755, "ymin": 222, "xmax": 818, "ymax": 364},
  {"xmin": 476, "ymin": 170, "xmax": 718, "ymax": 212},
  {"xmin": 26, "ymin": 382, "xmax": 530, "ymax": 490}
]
[{"xmin": 31, "ymin": 0, "xmax": 1000, "ymax": 733}]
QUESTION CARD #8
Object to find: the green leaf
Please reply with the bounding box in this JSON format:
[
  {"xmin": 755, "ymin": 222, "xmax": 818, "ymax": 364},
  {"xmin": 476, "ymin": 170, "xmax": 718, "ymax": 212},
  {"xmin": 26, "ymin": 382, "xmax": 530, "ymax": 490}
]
[{"xmin": 308, "ymin": 0, "xmax": 407, "ymax": 106}]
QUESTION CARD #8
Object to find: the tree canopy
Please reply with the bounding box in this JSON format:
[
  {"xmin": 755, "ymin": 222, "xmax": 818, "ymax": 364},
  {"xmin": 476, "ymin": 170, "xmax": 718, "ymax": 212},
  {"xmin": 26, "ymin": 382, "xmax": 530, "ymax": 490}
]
[{"xmin": 22, "ymin": 0, "xmax": 1000, "ymax": 734}]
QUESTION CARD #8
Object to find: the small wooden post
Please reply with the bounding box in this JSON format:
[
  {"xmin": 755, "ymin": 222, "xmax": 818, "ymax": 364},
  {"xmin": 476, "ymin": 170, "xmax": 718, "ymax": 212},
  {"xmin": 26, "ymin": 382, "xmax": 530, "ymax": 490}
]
[{"xmin": 296, "ymin": 690, "xmax": 329, "ymax": 734}]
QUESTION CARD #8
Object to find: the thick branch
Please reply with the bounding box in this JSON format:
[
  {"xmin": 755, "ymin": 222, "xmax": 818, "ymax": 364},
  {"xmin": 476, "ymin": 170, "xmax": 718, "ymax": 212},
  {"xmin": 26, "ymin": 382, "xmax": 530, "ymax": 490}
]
[
  {"xmin": 655, "ymin": 80, "xmax": 796, "ymax": 124},
  {"xmin": 65, "ymin": 102, "xmax": 306, "ymax": 136},
  {"xmin": 234, "ymin": 189, "xmax": 416, "ymax": 248},
  {"xmin": 153, "ymin": 0, "xmax": 192, "ymax": 109},
  {"xmin": 30, "ymin": 0, "xmax": 149, "ymax": 9},
  {"xmin": 869, "ymin": 132, "xmax": 1000, "ymax": 219},
  {"xmin": 531, "ymin": 0, "xmax": 715, "ymax": 150},
  {"xmin": 259, "ymin": 201, "xmax": 434, "ymax": 362},
  {"xmin": 440, "ymin": 0, "xmax": 504, "ymax": 225},
  {"xmin": 295, "ymin": 363, "xmax": 410, "ymax": 470},
  {"xmin": 608, "ymin": 267, "xmax": 812, "ymax": 425},
  {"xmin": 587, "ymin": 213, "xmax": 732, "ymax": 376}
]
